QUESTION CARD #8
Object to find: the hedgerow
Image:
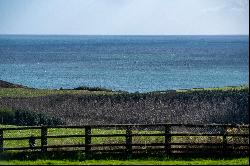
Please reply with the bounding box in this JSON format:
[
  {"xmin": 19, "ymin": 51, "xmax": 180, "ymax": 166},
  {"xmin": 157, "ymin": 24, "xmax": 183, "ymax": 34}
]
[{"xmin": 0, "ymin": 107, "xmax": 64, "ymax": 126}]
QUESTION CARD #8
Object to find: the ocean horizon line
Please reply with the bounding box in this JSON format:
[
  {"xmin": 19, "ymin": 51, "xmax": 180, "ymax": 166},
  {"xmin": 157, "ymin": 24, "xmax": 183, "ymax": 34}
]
[{"xmin": 0, "ymin": 34, "xmax": 249, "ymax": 37}]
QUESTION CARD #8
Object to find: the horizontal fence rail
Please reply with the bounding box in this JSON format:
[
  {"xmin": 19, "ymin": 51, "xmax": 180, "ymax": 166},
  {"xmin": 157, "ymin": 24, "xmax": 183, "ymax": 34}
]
[{"xmin": 0, "ymin": 123, "xmax": 249, "ymax": 155}]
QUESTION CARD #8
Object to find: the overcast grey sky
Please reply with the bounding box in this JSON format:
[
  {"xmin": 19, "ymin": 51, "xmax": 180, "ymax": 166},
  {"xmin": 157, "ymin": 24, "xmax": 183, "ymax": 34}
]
[{"xmin": 0, "ymin": 0, "xmax": 249, "ymax": 35}]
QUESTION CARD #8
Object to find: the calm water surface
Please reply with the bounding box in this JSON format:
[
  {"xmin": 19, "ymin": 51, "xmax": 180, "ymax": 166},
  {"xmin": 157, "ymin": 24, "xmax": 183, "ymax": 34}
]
[{"xmin": 0, "ymin": 35, "xmax": 248, "ymax": 92}]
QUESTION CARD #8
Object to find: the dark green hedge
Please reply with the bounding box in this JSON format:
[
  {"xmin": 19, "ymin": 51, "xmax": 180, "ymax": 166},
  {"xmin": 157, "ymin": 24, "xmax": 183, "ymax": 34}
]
[{"xmin": 0, "ymin": 107, "xmax": 65, "ymax": 126}]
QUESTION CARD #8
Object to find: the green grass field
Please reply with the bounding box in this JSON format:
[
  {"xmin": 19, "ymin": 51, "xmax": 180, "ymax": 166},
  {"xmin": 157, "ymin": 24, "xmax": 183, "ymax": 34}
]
[
  {"xmin": 1, "ymin": 124, "xmax": 248, "ymax": 155},
  {"xmin": 0, "ymin": 85, "xmax": 248, "ymax": 98},
  {"xmin": 1, "ymin": 125, "xmax": 164, "ymax": 149},
  {"xmin": 0, "ymin": 125, "xmax": 249, "ymax": 165},
  {"xmin": 176, "ymin": 85, "xmax": 249, "ymax": 92},
  {"xmin": 0, "ymin": 88, "xmax": 119, "ymax": 98},
  {"xmin": 0, "ymin": 157, "xmax": 249, "ymax": 165},
  {"xmin": 1, "ymin": 124, "xmax": 248, "ymax": 149}
]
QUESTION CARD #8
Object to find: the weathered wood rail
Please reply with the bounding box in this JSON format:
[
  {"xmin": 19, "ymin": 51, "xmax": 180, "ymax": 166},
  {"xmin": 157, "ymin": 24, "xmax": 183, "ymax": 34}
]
[{"xmin": 0, "ymin": 123, "xmax": 249, "ymax": 155}]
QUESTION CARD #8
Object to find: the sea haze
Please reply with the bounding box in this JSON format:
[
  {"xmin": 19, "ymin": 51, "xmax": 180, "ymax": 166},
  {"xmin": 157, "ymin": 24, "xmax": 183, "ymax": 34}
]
[{"xmin": 0, "ymin": 35, "xmax": 248, "ymax": 92}]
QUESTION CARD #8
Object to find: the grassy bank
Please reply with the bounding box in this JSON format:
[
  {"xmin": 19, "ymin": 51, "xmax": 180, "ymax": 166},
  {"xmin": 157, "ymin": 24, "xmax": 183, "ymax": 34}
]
[
  {"xmin": 0, "ymin": 157, "xmax": 248, "ymax": 165},
  {"xmin": 0, "ymin": 88, "xmax": 119, "ymax": 98},
  {"xmin": 175, "ymin": 85, "xmax": 249, "ymax": 93},
  {"xmin": 0, "ymin": 84, "xmax": 248, "ymax": 98}
]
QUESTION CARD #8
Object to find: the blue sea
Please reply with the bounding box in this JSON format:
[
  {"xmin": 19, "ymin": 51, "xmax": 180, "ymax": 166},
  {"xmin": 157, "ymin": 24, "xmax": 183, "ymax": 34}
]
[{"xmin": 0, "ymin": 35, "xmax": 249, "ymax": 92}]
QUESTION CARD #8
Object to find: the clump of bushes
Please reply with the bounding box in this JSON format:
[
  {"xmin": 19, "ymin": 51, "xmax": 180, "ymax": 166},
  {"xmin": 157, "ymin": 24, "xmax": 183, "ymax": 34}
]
[
  {"xmin": 0, "ymin": 107, "xmax": 65, "ymax": 126},
  {"xmin": 73, "ymin": 86, "xmax": 113, "ymax": 92},
  {"xmin": 0, "ymin": 107, "xmax": 15, "ymax": 124}
]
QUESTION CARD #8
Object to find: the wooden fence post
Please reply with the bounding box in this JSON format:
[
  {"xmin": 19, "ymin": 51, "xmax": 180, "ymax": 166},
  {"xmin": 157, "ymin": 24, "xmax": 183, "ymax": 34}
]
[
  {"xmin": 41, "ymin": 126, "xmax": 47, "ymax": 153},
  {"xmin": 165, "ymin": 125, "xmax": 171, "ymax": 155},
  {"xmin": 85, "ymin": 126, "xmax": 92, "ymax": 156},
  {"xmin": 126, "ymin": 126, "xmax": 132, "ymax": 157},
  {"xmin": 0, "ymin": 129, "xmax": 3, "ymax": 153},
  {"xmin": 222, "ymin": 126, "xmax": 227, "ymax": 154}
]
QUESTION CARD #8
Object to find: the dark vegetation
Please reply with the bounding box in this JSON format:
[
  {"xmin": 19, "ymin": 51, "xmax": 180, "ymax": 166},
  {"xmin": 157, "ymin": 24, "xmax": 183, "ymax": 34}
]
[
  {"xmin": 72, "ymin": 86, "xmax": 114, "ymax": 92},
  {"xmin": 0, "ymin": 107, "xmax": 64, "ymax": 126},
  {"xmin": 0, "ymin": 80, "xmax": 27, "ymax": 89},
  {"xmin": 67, "ymin": 85, "xmax": 127, "ymax": 93},
  {"xmin": 0, "ymin": 80, "xmax": 249, "ymax": 126}
]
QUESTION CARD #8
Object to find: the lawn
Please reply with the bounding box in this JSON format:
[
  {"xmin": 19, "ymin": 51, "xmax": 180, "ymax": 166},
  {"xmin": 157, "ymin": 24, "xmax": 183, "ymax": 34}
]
[
  {"xmin": 0, "ymin": 157, "xmax": 249, "ymax": 165},
  {"xmin": 0, "ymin": 125, "xmax": 249, "ymax": 165},
  {"xmin": 0, "ymin": 124, "xmax": 248, "ymax": 152},
  {"xmin": 1, "ymin": 125, "xmax": 163, "ymax": 149}
]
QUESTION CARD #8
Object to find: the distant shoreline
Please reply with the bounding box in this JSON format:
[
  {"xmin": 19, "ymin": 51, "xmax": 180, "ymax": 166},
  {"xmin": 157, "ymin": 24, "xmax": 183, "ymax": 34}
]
[
  {"xmin": 0, "ymin": 79, "xmax": 248, "ymax": 98},
  {"xmin": 1, "ymin": 79, "xmax": 248, "ymax": 91}
]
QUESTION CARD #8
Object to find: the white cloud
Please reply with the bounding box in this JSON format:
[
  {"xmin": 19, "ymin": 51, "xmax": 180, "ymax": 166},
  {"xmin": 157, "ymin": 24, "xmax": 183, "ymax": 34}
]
[{"xmin": 202, "ymin": 0, "xmax": 249, "ymax": 13}]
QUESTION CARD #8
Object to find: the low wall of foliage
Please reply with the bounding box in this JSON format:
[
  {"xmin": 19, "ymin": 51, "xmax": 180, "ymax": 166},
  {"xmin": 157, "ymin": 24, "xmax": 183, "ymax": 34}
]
[
  {"xmin": 0, "ymin": 89, "xmax": 248, "ymax": 125},
  {"xmin": 0, "ymin": 107, "xmax": 64, "ymax": 126}
]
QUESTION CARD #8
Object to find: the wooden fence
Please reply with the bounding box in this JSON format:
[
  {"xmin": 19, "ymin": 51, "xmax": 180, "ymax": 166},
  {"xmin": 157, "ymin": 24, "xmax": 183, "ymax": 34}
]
[{"xmin": 0, "ymin": 123, "xmax": 249, "ymax": 155}]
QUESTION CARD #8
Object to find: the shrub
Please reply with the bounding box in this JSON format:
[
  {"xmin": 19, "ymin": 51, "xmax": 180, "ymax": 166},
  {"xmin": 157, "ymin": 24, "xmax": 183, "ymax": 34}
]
[
  {"xmin": 14, "ymin": 110, "xmax": 65, "ymax": 126},
  {"xmin": 0, "ymin": 107, "xmax": 15, "ymax": 124},
  {"xmin": 74, "ymin": 86, "xmax": 113, "ymax": 92},
  {"xmin": 0, "ymin": 108, "xmax": 65, "ymax": 126}
]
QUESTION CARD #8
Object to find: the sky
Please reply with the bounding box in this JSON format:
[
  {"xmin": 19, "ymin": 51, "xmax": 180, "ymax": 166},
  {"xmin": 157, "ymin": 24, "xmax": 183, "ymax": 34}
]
[{"xmin": 0, "ymin": 0, "xmax": 249, "ymax": 35}]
